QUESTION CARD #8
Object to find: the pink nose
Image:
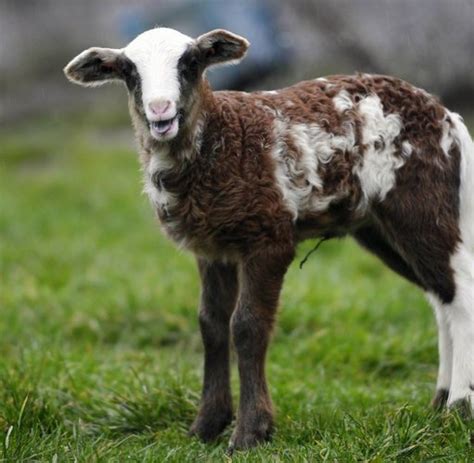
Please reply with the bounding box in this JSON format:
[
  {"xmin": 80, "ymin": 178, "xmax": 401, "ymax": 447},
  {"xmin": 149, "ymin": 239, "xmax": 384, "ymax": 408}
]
[{"xmin": 148, "ymin": 99, "xmax": 171, "ymax": 116}]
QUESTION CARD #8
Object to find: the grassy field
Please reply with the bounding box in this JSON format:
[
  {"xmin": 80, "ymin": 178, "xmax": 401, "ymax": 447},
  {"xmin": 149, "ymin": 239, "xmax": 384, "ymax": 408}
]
[{"xmin": 0, "ymin": 117, "xmax": 472, "ymax": 462}]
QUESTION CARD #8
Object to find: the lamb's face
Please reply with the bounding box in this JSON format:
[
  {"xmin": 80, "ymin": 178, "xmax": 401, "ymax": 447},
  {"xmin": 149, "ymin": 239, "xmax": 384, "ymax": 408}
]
[
  {"xmin": 123, "ymin": 28, "xmax": 194, "ymax": 141},
  {"xmin": 64, "ymin": 27, "xmax": 249, "ymax": 143}
]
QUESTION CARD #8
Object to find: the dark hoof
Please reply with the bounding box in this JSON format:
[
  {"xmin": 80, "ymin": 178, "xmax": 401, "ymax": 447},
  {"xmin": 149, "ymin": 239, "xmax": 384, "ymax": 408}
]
[
  {"xmin": 432, "ymin": 388, "xmax": 449, "ymax": 411},
  {"xmin": 227, "ymin": 414, "xmax": 273, "ymax": 452},
  {"xmin": 188, "ymin": 408, "xmax": 233, "ymax": 442},
  {"xmin": 449, "ymin": 398, "xmax": 473, "ymax": 421}
]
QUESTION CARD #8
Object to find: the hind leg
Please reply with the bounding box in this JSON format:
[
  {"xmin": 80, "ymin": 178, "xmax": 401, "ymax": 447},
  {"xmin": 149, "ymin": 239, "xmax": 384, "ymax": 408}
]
[
  {"xmin": 353, "ymin": 225, "xmax": 425, "ymax": 287},
  {"xmin": 446, "ymin": 247, "xmax": 474, "ymax": 415},
  {"xmin": 368, "ymin": 207, "xmax": 470, "ymax": 413},
  {"xmin": 354, "ymin": 225, "xmax": 455, "ymax": 409},
  {"xmin": 426, "ymin": 293, "xmax": 452, "ymax": 409},
  {"xmin": 403, "ymin": 248, "xmax": 473, "ymax": 416},
  {"xmin": 423, "ymin": 247, "xmax": 473, "ymax": 415}
]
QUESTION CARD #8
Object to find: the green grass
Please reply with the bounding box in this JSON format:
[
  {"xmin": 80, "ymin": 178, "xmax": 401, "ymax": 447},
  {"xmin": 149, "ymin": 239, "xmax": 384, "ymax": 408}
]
[{"xmin": 0, "ymin": 118, "xmax": 472, "ymax": 462}]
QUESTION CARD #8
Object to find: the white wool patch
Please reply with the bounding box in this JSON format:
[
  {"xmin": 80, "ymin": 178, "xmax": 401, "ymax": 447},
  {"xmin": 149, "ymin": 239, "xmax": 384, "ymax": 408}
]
[
  {"xmin": 450, "ymin": 112, "xmax": 474, "ymax": 253},
  {"xmin": 429, "ymin": 114, "xmax": 474, "ymax": 411},
  {"xmin": 271, "ymin": 120, "xmax": 356, "ymax": 220},
  {"xmin": 333, "ymin": 90, "xmax": 353, "ymax": 113},
  {"xmin": 426, "ymin": 293, "xmax": 453, "ymax": 391},
  {"xmin": 143, "ymin": 147, "xmax": 176, "ymax": 216},
  {"xmin": 401, "ymin": 140, "xmax": 413, "ymax": 157},
  {"xmin": 271, "ymin": 119, "xmax": 299, "ymax": 218},
  {"xmin": 124, "ymin": 28, "xmax": 194, "ymax": 118},
  {"xmin": 440, "ymin": 115, "xmax": 455, "ymax": 157},
  {"xmin": 441, "ymin": 247, "xmax": 474, "ymax": 412},
  {"xmin": 354, "ymin": 94, "xmax": 405, "ymax": 204}
]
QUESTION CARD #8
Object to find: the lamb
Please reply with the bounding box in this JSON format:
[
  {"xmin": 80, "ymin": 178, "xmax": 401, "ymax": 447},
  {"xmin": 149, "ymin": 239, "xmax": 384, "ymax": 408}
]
[{"xmin": 64, "ymin": 27, "xmax": 474, "ymax": 451}]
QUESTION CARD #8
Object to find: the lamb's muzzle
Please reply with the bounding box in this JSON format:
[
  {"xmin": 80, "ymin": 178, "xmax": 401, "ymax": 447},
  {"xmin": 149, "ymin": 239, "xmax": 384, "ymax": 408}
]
[{"xmin": 64, "ymin": 26, "xmax": 474, "ymax": 451}]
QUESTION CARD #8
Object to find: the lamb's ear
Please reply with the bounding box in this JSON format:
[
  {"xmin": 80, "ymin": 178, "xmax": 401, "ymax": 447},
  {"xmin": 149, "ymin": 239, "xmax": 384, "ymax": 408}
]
[
  {"xmin": 64, "ymin": 47, "xmax": 125, "ymax": 87},
  {"xmin": 196, "ymin": 29, "xmax": 250, "ymax": 68}
]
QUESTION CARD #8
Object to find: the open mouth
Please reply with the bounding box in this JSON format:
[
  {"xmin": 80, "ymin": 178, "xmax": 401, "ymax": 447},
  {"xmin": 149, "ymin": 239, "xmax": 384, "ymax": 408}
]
[{"xmin": 150, "ymin": 114, "xmax": 179, "ymax": 138}]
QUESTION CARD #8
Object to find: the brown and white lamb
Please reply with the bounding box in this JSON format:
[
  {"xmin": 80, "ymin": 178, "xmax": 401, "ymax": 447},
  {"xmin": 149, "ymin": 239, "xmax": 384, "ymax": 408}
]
[{"xmin": 64, "ymin": 27, "xmax": 474, "ymax": 451}]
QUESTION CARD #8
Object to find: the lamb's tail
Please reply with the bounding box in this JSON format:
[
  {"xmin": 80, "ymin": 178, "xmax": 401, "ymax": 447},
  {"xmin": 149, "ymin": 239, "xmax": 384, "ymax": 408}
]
[{"xmin": 451, "ymin": 112, "xmax": 474, "ymax": 252}]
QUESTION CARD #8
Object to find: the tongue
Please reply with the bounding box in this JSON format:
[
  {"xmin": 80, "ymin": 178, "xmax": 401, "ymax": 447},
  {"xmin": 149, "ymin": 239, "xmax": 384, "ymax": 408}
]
[{"xmin": 154, "ymin": 118, "xmax": 173, "ymax": 134}]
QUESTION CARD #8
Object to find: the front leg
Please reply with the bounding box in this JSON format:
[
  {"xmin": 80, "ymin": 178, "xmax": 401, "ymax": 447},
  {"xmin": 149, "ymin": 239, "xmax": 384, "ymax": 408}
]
[
  {"xmin": 189, "ymin": 258, "xmax": 239, "ymax": 441},
  {"xmin": 229, "ymin": 246, "xmax": 294, "ymax": 452}
]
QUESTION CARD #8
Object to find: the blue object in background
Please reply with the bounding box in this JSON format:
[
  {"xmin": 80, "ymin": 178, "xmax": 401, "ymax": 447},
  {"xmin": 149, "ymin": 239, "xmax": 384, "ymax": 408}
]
[{"xmin": 118, "ymin": 0, "xmax": 289, "ymax": 90}]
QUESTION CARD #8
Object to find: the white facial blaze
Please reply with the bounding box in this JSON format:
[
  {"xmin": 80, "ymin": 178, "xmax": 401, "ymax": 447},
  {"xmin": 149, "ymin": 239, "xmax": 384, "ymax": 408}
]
[{"xmin": 123, "ymin": 28, "xmax": 194, "ymax": 120}]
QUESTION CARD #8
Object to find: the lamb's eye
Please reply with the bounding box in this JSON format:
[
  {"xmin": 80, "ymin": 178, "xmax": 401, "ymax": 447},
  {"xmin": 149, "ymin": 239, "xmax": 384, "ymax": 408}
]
[
  {"xmin": 183, "ymin": 57, "xmax": 199, "ymax": 81},
  {"xmin": 189, "ymin": 57, "xmax": 198, "ymax": 71}
]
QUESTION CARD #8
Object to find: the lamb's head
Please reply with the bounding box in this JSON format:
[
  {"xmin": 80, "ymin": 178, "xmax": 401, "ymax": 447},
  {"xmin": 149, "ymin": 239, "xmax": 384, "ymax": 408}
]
[{"xmin": 64, "ymin": 28, "xmax": 249, "ymax": 142}]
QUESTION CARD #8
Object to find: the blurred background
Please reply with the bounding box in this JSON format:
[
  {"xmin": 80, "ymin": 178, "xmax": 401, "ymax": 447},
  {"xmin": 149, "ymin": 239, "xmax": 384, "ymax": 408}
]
[{"xmin": 1, "ymin": 0, "xmax": 473, "ymax": 126}]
